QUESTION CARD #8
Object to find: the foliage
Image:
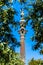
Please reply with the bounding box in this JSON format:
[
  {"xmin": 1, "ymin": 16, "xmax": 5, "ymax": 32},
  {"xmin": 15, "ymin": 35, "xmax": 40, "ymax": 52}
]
[
  {"xmin": 18, "ymin": 0, "xmax": 26, "ymax": 3},
  {"xmin": 28, "ymin": 58, "xmax": 43, "ymax": 65},
  {"xmin": 31, "ymin": 0, "xmax": 43, "ymax": 54},
  {"xmin": 0, "ymin": 43, "xmax": 24, "ymax": 65},
  {"xmin": 0, "ymin": 0, "xmax": 24, "ymax": 65},
  {"xmin": 25, "ymin": 0, "xmax": 43, "ymax": 54},
  {"xmin": 0, "ymin": 0, "xmax": 20, "ymax": 48}
]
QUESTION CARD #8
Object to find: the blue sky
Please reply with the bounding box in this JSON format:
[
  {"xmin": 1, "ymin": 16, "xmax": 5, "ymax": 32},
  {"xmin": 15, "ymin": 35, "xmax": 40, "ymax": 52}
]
[{"xmin": 12, "ymin": 0, "xmax": 43, "ymax": 65}]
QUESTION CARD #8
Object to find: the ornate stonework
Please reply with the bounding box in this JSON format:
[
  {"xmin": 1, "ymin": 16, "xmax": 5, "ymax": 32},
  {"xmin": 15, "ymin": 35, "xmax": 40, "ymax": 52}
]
[{"xmin": 18, "ymin": 9, "xmax": 27, "ymax": 62}]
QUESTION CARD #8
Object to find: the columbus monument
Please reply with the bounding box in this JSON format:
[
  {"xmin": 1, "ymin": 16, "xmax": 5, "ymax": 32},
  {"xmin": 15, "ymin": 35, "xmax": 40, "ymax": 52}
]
[{"xmin": 18, "ymin": 9, "xmax": 27, "ymax": 62}]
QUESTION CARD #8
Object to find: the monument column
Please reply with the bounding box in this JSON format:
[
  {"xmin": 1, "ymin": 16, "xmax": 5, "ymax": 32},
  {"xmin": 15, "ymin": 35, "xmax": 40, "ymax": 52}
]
[{"xmin": 18, "ymin": 9, "xmax": 27, "ymax": 62}]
